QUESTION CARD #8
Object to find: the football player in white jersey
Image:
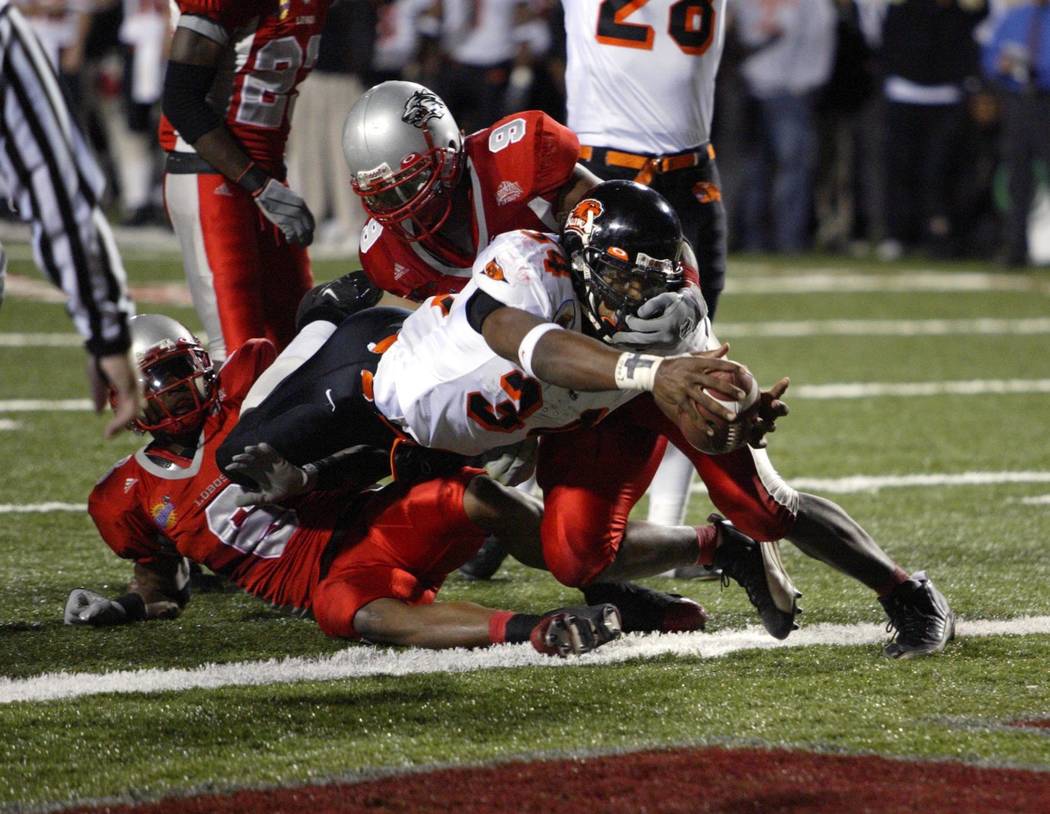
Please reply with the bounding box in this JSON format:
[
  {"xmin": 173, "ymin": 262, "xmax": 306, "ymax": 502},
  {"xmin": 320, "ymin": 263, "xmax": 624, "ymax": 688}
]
[
  {"xmin": 219, "ymin": 181, "xmax": 800, "ymax": 639},
  {"xmin": 561, "ymin": 0, "xmax": 732, "ymax": 547}
]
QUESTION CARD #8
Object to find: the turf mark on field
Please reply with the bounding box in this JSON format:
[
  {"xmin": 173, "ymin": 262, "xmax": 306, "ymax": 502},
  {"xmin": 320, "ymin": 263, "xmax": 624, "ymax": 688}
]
[
  {"xmin": 60, "ymin": 745, "xmax": 1050, "ymax": 814},
  {"xmin": 3, "ymin": 617, "xmax": 1048, "ymax": 705},
  {"xmin": 717, "ymin": 316, "xmax": 1050, "ymax": 336}
]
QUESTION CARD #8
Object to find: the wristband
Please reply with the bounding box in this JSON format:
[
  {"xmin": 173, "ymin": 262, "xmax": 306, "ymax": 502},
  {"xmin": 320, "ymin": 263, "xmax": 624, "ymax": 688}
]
[
  {"xmin": 517, "ymin": 323, "xmax": 563, "ymax": 377},
  {"xmin": 614, "ymin": 352, "xmax": 663, "ymax": 391},
  {"xmin": 235, "ymin": 162, "xmax": 270, "ymax": 196}
]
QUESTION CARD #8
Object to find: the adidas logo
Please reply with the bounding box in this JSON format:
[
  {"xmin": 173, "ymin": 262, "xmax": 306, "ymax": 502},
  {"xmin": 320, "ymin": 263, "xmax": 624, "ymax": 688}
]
[
  {"xmin": 214, "ymin": 182, "xmax": 234, "ymax": 197},
  {"xmin": 124, "ymin": 478, "xmax": 138, "ymax": 493}
]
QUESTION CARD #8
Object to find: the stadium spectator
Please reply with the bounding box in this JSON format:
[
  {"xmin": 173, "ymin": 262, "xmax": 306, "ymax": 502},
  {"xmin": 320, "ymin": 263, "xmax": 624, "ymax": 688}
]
[
  {"xmin": 366, "ymin": 0, "xmax": 437, "ymax": 86},
  {"xmin": 876, "ymin": 0, "xmax": 988, "ymax": 260},
  {"xmin": 159, "ymin": 0, "xmax": 323, "ymax": 365},
  {"xmin": 982, "ymin": 0, "xmax": 1050, "ymax": 267},
  {"xmin": 286, "ymin": 0, "xmax": 374, "ymax": 257},
  {"xmin": 65, "ymin": 313, "xmax": 622, "ymax": 657},
  {"xmin": 0, "ymin": 0, "xmax": 140, "ymax": 438},
  {"xmin": 734, "ymin": 0, "xmax": 837, "ymax": 253},
  {"xmin": 559, "ymin": 0, "xmax": 729, "ymax": 565}
]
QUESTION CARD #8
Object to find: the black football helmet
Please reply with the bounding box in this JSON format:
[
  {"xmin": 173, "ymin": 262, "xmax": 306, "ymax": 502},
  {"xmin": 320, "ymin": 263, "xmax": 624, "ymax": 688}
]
[{"xmin": 560, "ymin": 181, "xmax": 685, "ymax": 342}]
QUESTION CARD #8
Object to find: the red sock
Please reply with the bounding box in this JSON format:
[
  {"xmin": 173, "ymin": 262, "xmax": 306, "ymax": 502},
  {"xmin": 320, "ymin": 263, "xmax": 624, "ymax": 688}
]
[
  {"xmin": 696, "ymin": 524, "xmax": 718, "ymax": 566},
  {"xmin": 488, "ymin": 611, "xmax": 515, "ymax": 644},
  {"xmin": 876, "ymin": 567, "xmax": 910, "ymax": 598}
]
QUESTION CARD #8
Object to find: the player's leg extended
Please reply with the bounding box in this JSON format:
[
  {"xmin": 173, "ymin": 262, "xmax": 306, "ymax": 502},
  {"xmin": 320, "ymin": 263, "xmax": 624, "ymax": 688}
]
[{"xmin": 313, "ymin": 471, "xmax": 620, "ymax": 655}]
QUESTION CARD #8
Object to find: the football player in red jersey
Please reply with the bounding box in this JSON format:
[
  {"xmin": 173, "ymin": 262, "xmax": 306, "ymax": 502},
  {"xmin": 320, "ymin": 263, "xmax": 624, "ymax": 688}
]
[
  {"xmin": 159, "ymin": 0, "xmax": 322, "ymax": 365},
  {"xmin": 65, "ymin": 314, "xmax": 622, "ymax": 657}
]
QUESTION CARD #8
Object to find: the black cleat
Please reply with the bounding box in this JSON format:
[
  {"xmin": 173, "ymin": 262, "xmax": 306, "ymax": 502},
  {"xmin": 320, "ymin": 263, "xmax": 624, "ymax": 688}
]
[
  {"xmin": 531, "ymin": 604, "xmax": 622, "ymax": 657},
  {"xmin": 709, "ymin": 514, "xmax": 801, "ymax": 639},
  {"xmin": 582, "ymin": 581, "xmax": 709, "ymax": 633},
  {"xmin": 458, "ymin": 536, "xmax": 510, "ymax": 581},
  {"xmin": 294, "ymin": 270, "xmax": 383, "ymax": 331},
  {"xmin": 879, "ymin": 571, "xmax": 956, "ymax": 659}
]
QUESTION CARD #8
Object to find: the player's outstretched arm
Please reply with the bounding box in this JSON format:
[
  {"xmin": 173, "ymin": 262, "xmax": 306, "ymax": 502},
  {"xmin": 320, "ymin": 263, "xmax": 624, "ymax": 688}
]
[
  {"xmin": 65, "ymin": 560, "xmax": 190, "ymax": 627},
  {"xmin": 480, "ymin": 304, "xmax": 742, "ymax": 420}
]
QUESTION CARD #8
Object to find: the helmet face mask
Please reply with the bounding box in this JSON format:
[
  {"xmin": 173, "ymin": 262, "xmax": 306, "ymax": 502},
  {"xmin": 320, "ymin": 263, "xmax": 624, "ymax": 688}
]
[
  {"xmin": 561, "ymin": 181, "xmax": 685, "ymax": 343},
  {"xmin": 123, "ymin": 315, "xmax": 217, "ymax": 438},
  {"xmin": 344, "ymin": 82, "xmax": 463, "ymax": 242}
]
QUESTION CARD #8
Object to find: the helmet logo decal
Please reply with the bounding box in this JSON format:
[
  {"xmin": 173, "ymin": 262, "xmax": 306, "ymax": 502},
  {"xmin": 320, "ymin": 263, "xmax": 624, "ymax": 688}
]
[
  {"xmin": 482, "ymin": 260, "xmax": 506, "ymax": 282},
  {"xmin": 607, "ymin": 247, "xmax": 629, "ymax": 262},
  {"xmin": 402, "ymin": 89, "xmax": 447, "ymax": 128},
  {"xmin": 564, "ymin": 199, "xmax": 604, "ymax": 244}
]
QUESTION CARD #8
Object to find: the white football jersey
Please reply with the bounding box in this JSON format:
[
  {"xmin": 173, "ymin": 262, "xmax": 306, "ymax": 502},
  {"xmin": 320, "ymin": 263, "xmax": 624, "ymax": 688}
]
[
  {"xmin": 373, "ymin": 229, "xmax": 714, "ymax": 455},
  {"xmin": 561, "ymin": 0, "xmax": 727, "ymax": 154}
]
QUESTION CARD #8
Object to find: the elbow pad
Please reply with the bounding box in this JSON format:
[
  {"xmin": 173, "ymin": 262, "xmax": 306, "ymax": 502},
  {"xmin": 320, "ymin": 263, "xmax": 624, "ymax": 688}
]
[{"xmin": 162, "ymin": 60, "xmax": 222, "ymax": 144}]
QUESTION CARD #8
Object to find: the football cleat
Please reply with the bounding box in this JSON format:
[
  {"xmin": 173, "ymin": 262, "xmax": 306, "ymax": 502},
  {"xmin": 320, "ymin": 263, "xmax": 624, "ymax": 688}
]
[
  {"xmin": 294, "ymin": 270, "xmax": 384, "ymax": 332},
  {"xmin": 530, "ymin": 604, "xmax": 622, "ymax": 657},
  {"xmin": 582, "ymin": 581, "xmax": 709, "ymax": 633},
  {"xmin": 458, "ymin": 536, "xmax": 510, "ymax": 581},
  {"xmin": 879, "ymin": 571, "xmax": 956, "ymax": 659},
  {"xmin": 709, "ymin": 514, "xmax": 802, "ymax": 640}
]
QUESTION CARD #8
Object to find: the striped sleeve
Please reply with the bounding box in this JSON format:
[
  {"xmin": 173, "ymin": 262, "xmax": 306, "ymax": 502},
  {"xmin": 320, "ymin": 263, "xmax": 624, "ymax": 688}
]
[{"xmin": 0, "ymin": 6, "xmax": 133, "ymax": 355}]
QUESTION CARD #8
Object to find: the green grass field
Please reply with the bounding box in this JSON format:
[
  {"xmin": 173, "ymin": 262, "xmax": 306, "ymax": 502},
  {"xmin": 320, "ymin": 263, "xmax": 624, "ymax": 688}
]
[{"xmin": 1, "ymin": 245, "xmax": 1048, "ymax": 810}]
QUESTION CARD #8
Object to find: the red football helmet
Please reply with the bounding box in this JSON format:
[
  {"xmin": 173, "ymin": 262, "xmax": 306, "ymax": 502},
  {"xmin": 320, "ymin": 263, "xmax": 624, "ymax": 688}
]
[
  {"xmin": 122, "ymin": 314, "xmax": 217, "ymax": 437},
  {"xmin": 343, "ymin": 81, "xmax": 464, "ymax": 242}
]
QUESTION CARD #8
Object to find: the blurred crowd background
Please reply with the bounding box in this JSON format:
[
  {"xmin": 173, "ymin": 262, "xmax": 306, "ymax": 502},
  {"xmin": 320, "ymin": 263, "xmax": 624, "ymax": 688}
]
[{"xmin": 10, "ymin": 0, "xmax": 1050, "ymax": 267}]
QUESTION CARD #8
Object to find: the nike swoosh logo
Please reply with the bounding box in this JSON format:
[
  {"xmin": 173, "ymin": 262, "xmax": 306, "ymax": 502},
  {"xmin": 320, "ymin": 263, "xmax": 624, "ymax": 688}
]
[{"xmin": 325, "ymin": 388, "xmax": 336, "ymax": 412}]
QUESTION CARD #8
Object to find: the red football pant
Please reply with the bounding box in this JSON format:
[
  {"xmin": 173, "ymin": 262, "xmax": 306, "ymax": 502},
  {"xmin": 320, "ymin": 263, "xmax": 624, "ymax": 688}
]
[
  {"xmin": 311, "ymin": 469, "xmax": 487, "ymax": 640},
  {"xmin": 165, "ymin": 172, "xmax": 313, "ymax": 363},
  {"xmin": 537, "ymin": 394, "xmax": 797, "ymax": 587}
]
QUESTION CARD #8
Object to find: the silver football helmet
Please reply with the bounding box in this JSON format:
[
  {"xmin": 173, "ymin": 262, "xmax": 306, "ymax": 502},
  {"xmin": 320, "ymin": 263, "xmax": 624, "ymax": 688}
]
[
  {"xmin": 125, "ymin": 314, "xmax": 216, "ymax": 436},
  {"xmin": 342, "ymin": 81, "xmax": 464, "ymax": 241}
]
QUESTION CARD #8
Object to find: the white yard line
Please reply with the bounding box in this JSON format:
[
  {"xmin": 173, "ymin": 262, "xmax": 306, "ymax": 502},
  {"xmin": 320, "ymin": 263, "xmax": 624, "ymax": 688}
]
[
  {"xmin": 6, "ymin": 316, "xmax": 1050, "ymax": 350},
  {"xmin": 0, "ymin": 502, "xmax": 86, "ymax": 513},
  {"xmin": 716, "ymin": 317, "xmax": 1050, "ymax": 337},
  {"xmin": 692, "ymin": 471, "xmax": 1050, "ymax": 495},
  {"xmin": 726, "ymin": 271, "xmax": 1050, "ymax": 295},
  {"xmin": 2, "ymin": 616, "xmax": 1047, "ymax": 705},
  {"xmin": 4, "ymin": 379, "xmax": 1050, "ymax": 414}
]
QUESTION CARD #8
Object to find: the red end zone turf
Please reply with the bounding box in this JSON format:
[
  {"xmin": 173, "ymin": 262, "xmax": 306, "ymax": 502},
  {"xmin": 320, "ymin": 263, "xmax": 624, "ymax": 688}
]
[{"xmin": 64, "ymin": 746, "xmax": 1050, "ymax": 814}]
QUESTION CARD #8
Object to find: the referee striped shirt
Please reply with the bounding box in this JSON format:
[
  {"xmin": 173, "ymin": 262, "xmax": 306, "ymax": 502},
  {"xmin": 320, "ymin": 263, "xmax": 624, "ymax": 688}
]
[{"xmin": 0, "ymin": 0, "xmax": 132, "ymax": 356}]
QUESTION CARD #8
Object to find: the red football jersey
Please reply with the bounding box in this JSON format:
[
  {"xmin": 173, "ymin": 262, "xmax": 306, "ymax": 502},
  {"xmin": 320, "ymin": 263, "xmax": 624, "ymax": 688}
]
[
  {"xmin": 359, "ymin": 110, "xmax": 580, "ymax": 301},
  {"xmin": 88, "ymin": 339, "xmax": 350, "ymax": 613},
  {"xmin": 159, "ymin": 0, "xmax": 331, "ymax": 173}
]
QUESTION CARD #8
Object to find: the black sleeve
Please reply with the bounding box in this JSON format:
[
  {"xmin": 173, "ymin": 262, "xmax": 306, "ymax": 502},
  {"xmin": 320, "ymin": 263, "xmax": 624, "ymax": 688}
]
[
  {"xmin": 466, "ymin": 290, "xmax": 508, "ymax": 334},
  {"xmin": 162, "ymin": 61, "xmax": 222, "ymax": 144}
]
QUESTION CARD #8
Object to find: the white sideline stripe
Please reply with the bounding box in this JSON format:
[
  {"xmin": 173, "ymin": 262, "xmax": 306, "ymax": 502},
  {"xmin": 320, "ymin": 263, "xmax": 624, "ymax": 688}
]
[
  {"xmin": 4, "ymin": 379, "xmax": 1050, "ymax": 414},
  {"xmin": 0, "ymin": 502, "xmax": 86, "ymax": 513},
  {"xmin": 716, "ymin": 317, "xmax": 1050, "ymax": 337},
  {"xmin": 0, "ymin": 333, "xmax": 82, "ymax": 347},
  {"xmin": 728, "ymin": 271, "xmax": 1050, "ymax": 295},
  {"xmin": 692, "ymin": 471, "xmax": 1050, "ymax": 495},
  {"xmin": 3, "ymin": 616, "xmax": 1047, "ymax": 705},
  {"xmin": 1019, "ymin": 494, "xmax": 1050, "ymax": 505},
  {"xmin": 0, "ymin": 399, "xmax": 92, "ymax": 411},
  {"xmin": 794, "ymin": 379, "xmax": 1050, "ymax": 399},
  {"xmin": 6, "ymin": 317, "xmax": 1050, "ymax": 350}
]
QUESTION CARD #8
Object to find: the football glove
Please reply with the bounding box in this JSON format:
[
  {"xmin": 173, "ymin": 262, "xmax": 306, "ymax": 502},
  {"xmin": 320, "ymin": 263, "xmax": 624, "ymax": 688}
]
[
  {"xmin": 64, "ymin": 589, "xmax": 129, "ymax": 626},
  {"xmin": 611, "ymin": 287, "xmax": 705, "ymax": 349},
  {"xmin": 253, "ymin": 179, "xmax": 315, "ymax": 246},
  {"xmin": 530, "ymin": 604, "xmax": 622, "ymax": 657},
  {"xmin": 225, "ymin": 443, "xmax": 313, "ymax": 506}
]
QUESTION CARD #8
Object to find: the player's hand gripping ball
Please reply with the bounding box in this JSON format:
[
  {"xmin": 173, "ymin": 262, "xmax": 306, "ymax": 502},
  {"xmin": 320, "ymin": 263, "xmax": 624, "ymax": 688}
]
[{"xmin": 681, "ymin": 363, "xmax": 761, "ymax": 454}]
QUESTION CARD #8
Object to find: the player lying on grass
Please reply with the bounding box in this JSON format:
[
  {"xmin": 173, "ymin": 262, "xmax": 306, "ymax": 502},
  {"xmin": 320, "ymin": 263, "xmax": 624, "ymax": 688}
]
[
  {"xmin": 220, "ymin": 181, "xmax": 955, "ymax": 658},
  {"xmin": 64, "ymin": 314, "xmax": 622, "ymax": 657}
]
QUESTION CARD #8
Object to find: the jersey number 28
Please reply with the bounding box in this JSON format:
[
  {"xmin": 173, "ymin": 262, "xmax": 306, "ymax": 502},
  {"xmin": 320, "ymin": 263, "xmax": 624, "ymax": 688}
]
[{"xmin": 596, "ymin": 0, "xmax": 716, "ymax": 56}]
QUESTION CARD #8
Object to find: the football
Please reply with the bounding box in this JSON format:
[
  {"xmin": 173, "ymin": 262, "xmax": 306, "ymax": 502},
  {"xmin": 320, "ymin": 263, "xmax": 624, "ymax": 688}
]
[{"xmin": 679, "ymin": 363, "xmax": 761, "ymax": 455}]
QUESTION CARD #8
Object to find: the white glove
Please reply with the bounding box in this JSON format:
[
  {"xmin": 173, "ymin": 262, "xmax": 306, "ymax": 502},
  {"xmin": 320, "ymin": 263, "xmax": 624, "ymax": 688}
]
[
  {"xmin": 612, "ymin": 288, "xmax": 706, "ymax": 349},
  {"xmin": 253, "ymin": 179, "xmax": 315, "ymax": 246},
  {"xmin": 64, "ymin": 589, "xmax": 128, "ymax": 626},
  {"xmin": 481, "ymin": 438, "xmax": 539, "ymax": 486},
  {"xmin": 225, "ymin": 443, "xmax": 314, "ymax": 507}
]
